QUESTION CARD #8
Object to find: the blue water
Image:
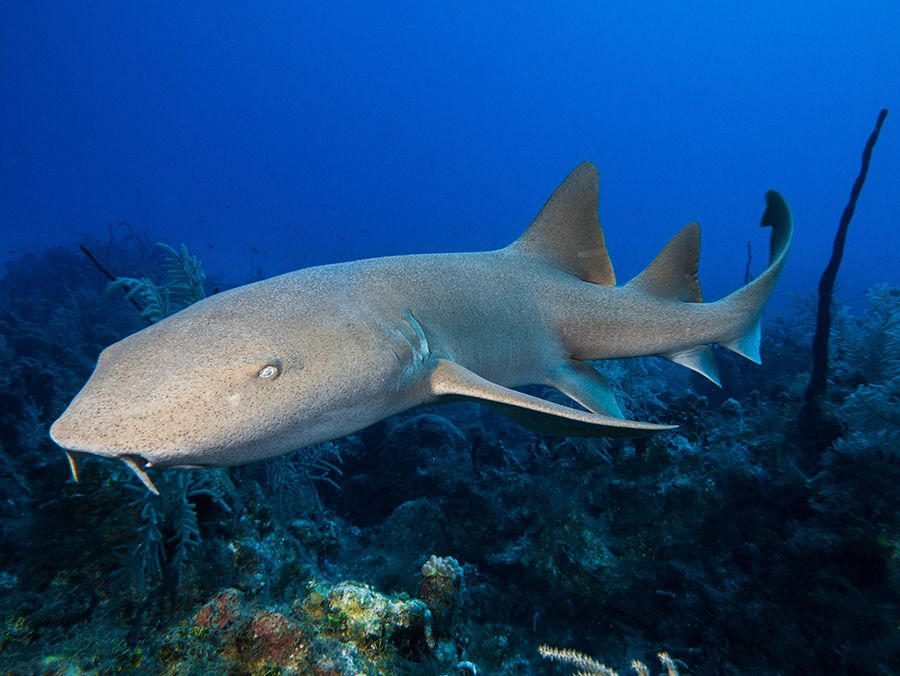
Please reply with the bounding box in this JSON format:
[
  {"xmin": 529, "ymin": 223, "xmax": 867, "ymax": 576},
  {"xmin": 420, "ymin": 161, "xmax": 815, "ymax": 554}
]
[
  {"xmin": 1, "ymin": 4, "xmax": 899, "ymax": 673},
  {"xmin": 2, "ymin": 2, "xmax": 897, "ymax": 305}
]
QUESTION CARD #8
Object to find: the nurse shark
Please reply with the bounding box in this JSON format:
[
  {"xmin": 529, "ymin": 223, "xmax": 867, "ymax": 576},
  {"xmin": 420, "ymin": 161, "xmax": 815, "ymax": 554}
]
[{"xmin": 50, "ymin": 163, "xmax": 792, "ymax": 494}]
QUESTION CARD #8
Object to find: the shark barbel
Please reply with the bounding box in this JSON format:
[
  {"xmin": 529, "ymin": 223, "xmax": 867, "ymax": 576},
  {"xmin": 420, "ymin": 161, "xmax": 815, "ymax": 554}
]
[{"xmin": 50, "ymin": 163, "xmax": 792, "ymax": 493}]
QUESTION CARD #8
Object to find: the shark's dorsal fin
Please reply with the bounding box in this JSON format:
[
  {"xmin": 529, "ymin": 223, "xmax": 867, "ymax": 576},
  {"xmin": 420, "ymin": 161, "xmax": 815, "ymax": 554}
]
[
  {"xmin": 626, "ymin": 222, "xmax": 703, "ymax": 302},
  {"xmin": 429, "ymin": 358, "xmax": 674, "ymax": 438},
  {"xmin": 509, "ymin": 162, "xmax": 615, "ymax": 285}
]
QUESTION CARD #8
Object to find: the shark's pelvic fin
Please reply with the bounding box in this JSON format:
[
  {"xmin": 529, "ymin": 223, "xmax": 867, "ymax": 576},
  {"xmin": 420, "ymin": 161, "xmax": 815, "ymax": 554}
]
[
  {"xmin": 626, "ymin": 221, "xmax": 703, "ymax": 302},
  {"xmin": 121, "ymin": 455, "xmax": 160, "ymax": 495},
  {"xmin": 508, "ymin": 162, "xmax": 616, "ymax": 285},
  {"xmin": 429, "ymin": 358, "xmax": 674, "ymax": 438},
  {"xmin": 547, "ymin": 360, "xmax": 625, "ymax": 418}
]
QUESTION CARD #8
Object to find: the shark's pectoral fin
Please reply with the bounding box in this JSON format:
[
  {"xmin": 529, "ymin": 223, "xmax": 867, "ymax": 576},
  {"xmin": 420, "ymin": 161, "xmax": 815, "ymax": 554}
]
[
  {"xmin": 547, "ymin": 360, "xmax": 625, "ymax": 418},
  {"xmin": 429, "ymin": 359, "xmax": 674, "ymax": 439}
]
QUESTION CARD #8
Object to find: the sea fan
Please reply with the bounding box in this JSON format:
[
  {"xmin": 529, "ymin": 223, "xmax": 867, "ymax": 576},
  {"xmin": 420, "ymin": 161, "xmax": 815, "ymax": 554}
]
[
  {"xmin": 155, "ymin": 242, "xmax": 206, "ymax": 307},
  {"xmin": 835, "ymin": 284, "xmax": 900, "ymax": 385},
  {"xmin": 264, "ymin": 442, "xmax": 343, "ymax": 515},
  {"xmin": 834, "ymin": 376, "xmax": 900, "ymax": 457},
  {"xmin": 106, "ymin": 276, "xmax": 171, "ymax": 322},
  {"xmin": 115, "ymin": 469, "xmax": 233, "ymax": 593},
  {"xmin": 106, "ymin": 242, "xmax": 207, "ymax": 322}
]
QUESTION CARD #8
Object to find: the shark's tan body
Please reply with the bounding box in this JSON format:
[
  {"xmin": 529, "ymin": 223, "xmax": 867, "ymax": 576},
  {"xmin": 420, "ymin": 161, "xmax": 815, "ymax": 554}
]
[{"xmin": 50, "ymin": 163, "xmax": 792, "ymax": 493}]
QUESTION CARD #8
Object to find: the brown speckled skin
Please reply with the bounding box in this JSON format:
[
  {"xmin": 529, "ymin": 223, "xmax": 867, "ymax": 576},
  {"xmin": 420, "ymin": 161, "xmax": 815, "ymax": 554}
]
[{"xmin": 50, "ymin": 163, "xmax": 790, "ymax": 470}]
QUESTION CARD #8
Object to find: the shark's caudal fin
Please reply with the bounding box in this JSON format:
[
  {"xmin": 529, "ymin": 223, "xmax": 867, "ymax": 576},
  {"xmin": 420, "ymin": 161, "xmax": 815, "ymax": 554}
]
[
  {"xmin": 619, "ymin": 190, "xmax": 792, "ymax": 379},
  {"xmin": 715, "ymin": 190, "xmax": 793, "ymax": 363},
  {"xmin": 507, "ymin": 162, "xmax": 616, "ymax": 285}
]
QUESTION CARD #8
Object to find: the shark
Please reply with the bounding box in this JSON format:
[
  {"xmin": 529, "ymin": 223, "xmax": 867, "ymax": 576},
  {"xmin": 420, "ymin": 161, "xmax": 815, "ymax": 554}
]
[{"xmin": 50, "ymin": 162, "xmax": 792, "ymax": 494}]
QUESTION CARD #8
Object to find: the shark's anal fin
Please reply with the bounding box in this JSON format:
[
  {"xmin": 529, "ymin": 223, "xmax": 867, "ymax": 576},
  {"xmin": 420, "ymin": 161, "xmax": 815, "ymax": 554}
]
[
  {"xmin": 547, "ymin": 360, "xmax": 625, "ymax": 418},
  {"xmin": 663, "ymin": 345, "xmax": 722, "ymax": 386},
  {"xmin": 429, "ymin": 359, "xmax": 674, "ymax": 439}
]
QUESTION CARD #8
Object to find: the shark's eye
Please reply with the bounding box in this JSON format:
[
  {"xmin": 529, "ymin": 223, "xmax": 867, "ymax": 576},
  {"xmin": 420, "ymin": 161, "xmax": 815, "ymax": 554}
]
[{"xmin": 258, "ymin": 365, "xmax": 279, "ymax": 379}]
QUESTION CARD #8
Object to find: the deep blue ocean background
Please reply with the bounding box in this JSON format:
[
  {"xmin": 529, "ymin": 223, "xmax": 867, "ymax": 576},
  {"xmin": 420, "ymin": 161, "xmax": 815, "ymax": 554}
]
[
  {"xmin": 2, "ymin": 2, "xmax": 897, "ymax": 304},
  {"xmin": 1, "ymin": 3, "xmax": 899, "ymax": 675}
]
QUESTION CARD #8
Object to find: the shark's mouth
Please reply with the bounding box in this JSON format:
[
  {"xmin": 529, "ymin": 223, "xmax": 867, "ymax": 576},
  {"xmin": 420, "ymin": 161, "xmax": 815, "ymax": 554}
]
[{"xmin": 64, "ymin": 450, "xmax": 161, "ymax": 495}]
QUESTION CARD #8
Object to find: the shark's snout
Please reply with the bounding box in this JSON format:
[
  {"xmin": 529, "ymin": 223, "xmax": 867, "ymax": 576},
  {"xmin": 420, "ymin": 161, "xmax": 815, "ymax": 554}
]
[
  {"xmin": 50, "ymin": 409, "xmax": 162, "ymax": 495},
  {"xmin": 49, "ymin": 408, "xmax": 110, "ymax": 458}
]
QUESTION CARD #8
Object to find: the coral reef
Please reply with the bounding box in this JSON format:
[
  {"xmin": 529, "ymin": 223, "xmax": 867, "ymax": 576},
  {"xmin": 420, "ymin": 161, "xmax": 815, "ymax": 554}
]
[
  {"xmin": 539, "ymin": 644, "xmax": 682, "ymax": 676},
  {"xmin": 106, "ymin": 242, "xmax": 208, "ymax": 322},
  {"xmin": 0, "ymin": 240, "xmax": 898, "ymax": 674}
]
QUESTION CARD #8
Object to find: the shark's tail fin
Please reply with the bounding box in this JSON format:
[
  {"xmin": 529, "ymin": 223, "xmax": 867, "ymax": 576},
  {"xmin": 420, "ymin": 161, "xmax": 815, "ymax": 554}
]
[
  {"xmin": 622, "ymin": 190, "xmax": 792, "ymax": 384},
  {"xmin": 509, "ymin": 164, "xmax": 791, "ymax": 387},
  {"xmin": 712, "ymin": 190, "xmax": 793, "ymax": 363}
]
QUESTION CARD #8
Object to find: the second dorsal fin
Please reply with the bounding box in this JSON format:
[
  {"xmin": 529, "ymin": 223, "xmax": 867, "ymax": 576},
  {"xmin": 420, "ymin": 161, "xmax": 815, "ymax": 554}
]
[
  {"xmin": 508, "ymin": 162, "xmax": 615, "ymax": 285},
  {"xmin": 626, "ymin": 221, "xmax": 703, "ymax": 302}
]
